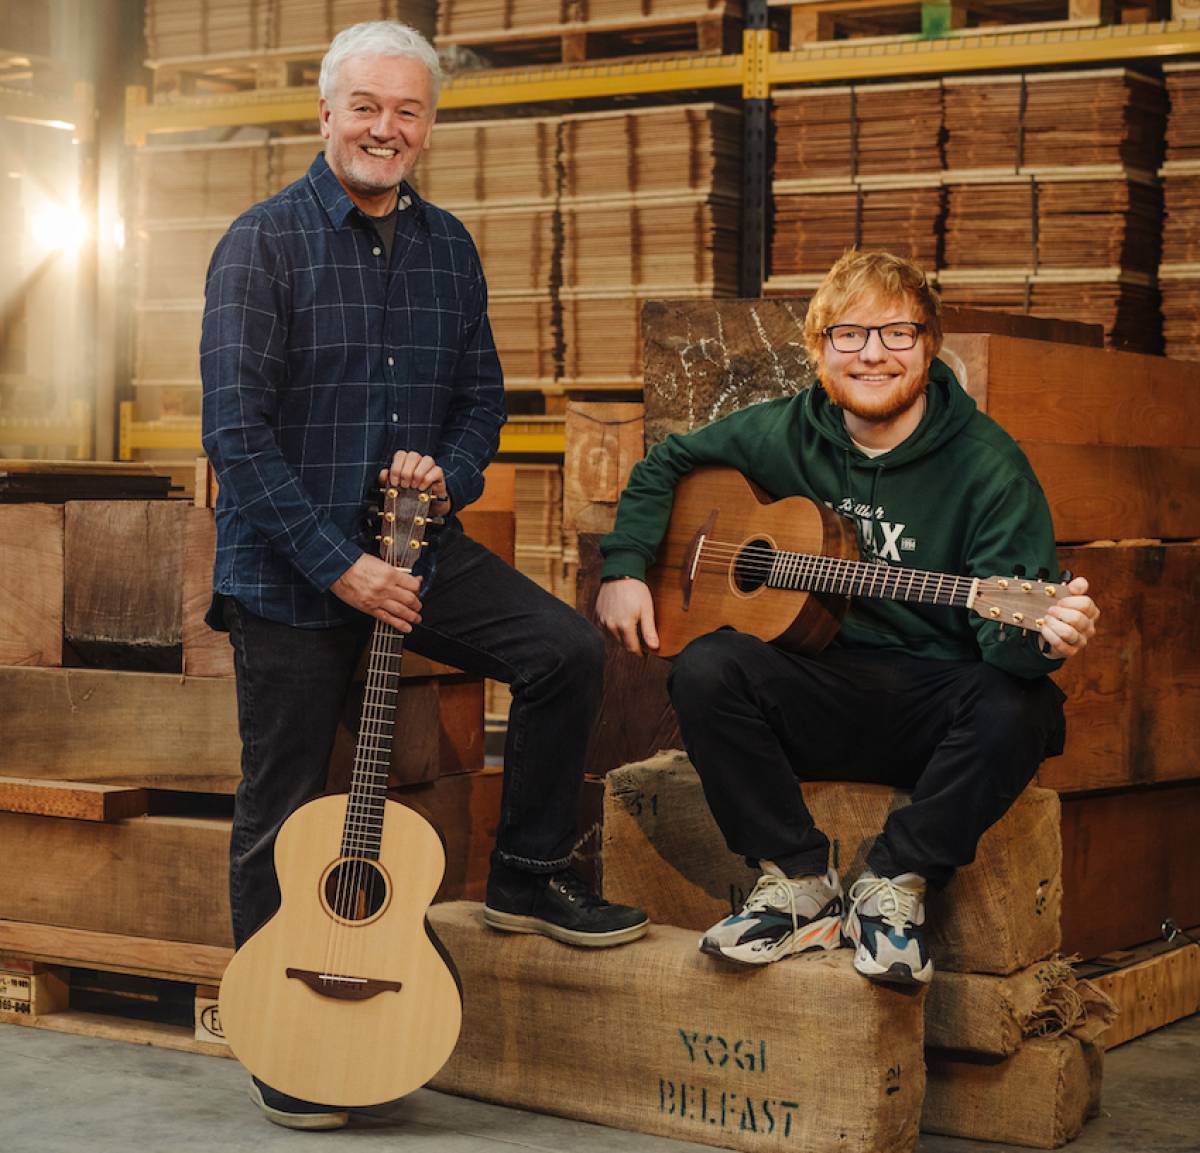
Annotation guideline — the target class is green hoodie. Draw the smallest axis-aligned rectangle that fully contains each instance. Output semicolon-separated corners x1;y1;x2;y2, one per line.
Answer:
601;359;1063;679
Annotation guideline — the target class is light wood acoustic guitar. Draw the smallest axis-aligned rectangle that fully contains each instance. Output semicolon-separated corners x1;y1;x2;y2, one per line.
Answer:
219;486;462;1107
644;467;1068;658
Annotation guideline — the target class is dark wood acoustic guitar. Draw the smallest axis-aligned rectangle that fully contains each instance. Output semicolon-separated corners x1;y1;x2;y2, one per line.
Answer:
644;467;1067;658
219;486;462;1107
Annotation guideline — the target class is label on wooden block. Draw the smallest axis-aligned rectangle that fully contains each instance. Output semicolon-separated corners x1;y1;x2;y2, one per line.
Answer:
0;965;69;1017
195;988;228;1046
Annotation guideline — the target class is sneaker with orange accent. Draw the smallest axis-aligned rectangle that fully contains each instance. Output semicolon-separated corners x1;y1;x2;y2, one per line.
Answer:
699;863;844;966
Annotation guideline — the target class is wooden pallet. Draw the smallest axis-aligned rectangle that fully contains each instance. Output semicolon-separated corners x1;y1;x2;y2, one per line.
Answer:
435;8;742;66
772;0;1160;45
145;47;327;99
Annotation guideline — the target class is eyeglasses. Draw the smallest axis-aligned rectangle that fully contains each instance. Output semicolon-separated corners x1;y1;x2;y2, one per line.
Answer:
823;323;926;353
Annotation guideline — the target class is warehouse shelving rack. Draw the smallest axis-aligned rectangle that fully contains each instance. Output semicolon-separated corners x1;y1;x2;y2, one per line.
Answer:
120;14;1200;459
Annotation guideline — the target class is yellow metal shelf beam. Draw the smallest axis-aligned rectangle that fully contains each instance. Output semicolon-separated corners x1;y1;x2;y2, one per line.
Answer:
126;22;1200;141
769;21;1200;85
118;404;565;459
0;83;79;131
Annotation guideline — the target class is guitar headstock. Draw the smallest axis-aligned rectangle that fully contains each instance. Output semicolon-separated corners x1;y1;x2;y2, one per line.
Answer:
971;574;1065;635
378;486;441;572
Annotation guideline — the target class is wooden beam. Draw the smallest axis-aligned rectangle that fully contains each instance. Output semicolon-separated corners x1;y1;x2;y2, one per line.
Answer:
0;666;243;793
0;778;149;821
1089;939;1200;1049
0;504;63;667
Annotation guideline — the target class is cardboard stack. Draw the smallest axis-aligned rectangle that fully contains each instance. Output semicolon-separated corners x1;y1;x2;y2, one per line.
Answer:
1160;63;1200;359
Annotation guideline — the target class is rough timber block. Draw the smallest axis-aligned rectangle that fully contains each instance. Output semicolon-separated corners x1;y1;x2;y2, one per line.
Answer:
923;1035;1102;1148
602;752;1061;975
0;503;63;667
0;959;69;1021
430;902;925;1153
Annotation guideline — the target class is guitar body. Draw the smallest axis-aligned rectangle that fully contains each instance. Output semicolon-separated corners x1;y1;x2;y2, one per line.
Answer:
218;793;462;1107
646;467;859;658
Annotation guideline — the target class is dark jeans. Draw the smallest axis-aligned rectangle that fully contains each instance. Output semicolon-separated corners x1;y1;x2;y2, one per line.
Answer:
224;523;604;947
668;631;1066;887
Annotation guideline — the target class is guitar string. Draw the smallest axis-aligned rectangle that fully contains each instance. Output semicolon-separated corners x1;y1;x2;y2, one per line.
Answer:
689;542;979;606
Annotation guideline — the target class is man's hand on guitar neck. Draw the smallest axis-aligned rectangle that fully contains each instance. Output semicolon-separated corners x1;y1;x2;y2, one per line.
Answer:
331;555;423;633
1039;575;1099;660
596;577;660;656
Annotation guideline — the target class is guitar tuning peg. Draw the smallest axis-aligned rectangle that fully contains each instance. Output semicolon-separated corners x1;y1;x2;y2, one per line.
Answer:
1011;564;1026;578
426;516;446;527
997;623;1007;640
1059;569;1073;583
1035;567;1050;581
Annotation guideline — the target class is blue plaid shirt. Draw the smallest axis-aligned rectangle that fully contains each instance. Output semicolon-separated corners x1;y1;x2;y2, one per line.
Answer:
200;152;505;628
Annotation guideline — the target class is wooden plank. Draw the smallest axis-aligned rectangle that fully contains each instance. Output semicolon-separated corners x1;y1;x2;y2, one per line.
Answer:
181;505;230;677
63;500;186;670
1090;939;1200;1049
563;402;646;537
1022;442;1200;542
0;920;231;983
0;778;150;822
1060;783;1200;961
941;334;1200;446
0;666;243;793
1044;542;1200;793
0;811;233;948
2;1006;233;1058
0;503;63;667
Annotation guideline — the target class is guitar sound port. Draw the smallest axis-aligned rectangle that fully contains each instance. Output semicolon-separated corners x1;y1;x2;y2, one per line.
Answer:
322;859;390;923
733;539;773;594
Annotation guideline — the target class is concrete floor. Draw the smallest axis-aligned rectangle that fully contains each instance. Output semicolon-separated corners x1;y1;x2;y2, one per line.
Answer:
0;1013;1196;1153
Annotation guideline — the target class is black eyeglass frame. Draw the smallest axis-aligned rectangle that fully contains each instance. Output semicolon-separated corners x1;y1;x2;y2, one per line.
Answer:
822;322;928;352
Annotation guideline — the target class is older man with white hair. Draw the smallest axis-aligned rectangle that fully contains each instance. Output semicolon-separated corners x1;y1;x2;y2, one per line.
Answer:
202;22;648;1129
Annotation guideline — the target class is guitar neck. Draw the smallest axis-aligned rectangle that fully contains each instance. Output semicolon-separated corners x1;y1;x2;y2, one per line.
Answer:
344;620;405;861
768;550;977;612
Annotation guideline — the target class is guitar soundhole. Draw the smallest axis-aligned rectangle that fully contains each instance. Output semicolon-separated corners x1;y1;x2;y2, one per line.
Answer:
733;538;772;594
323;859;389;923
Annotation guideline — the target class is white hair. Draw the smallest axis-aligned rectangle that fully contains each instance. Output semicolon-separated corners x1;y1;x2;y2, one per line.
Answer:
319;21;443;102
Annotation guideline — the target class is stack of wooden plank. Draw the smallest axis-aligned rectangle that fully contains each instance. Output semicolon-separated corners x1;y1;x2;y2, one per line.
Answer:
1160;64;1200;360
131;143;270;423
768;82;943;291
416;116;561;391
0;484;501;1051
938;70;1167;351
144;0;434;60
559;104;742;388
435;0;740;66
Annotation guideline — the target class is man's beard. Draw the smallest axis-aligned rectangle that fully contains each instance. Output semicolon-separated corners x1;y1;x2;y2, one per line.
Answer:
820;370;928;423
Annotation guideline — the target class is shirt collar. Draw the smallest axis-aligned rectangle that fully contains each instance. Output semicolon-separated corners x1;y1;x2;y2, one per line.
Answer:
307;150;428;232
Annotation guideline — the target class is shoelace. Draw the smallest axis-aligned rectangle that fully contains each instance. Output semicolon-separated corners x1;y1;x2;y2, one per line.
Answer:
849;875;920;934
743;874;801;936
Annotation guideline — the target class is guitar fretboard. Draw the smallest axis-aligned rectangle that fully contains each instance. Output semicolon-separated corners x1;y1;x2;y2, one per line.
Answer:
767;549;977;609
343;621;404;861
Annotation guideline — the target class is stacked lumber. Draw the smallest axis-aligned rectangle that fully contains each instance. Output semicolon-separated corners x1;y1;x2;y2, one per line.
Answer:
938;70;1166;350
600;755;1111;1148
768;82;943;291
435;0;740;66
560;105;742;388
1160;65;1200;359
0;493;498;1049
144;0;435;60
416;116;561;391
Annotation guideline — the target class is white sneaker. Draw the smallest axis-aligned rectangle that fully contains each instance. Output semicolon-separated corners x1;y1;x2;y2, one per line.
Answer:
844;871;933;987
699;862;844;965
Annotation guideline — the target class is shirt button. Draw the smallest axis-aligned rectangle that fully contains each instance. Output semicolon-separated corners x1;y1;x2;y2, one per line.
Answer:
391;413;399;423
387;356;395;366
372;246;382;256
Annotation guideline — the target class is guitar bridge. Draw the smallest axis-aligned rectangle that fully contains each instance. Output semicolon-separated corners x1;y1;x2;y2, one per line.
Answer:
682;509;719;611
285;968;403;1002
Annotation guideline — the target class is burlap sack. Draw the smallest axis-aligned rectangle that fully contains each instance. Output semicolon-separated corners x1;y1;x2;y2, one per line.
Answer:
429;902;925;1153
923;1035;1103;1148
601;751;1062;974
928;958;1119;1056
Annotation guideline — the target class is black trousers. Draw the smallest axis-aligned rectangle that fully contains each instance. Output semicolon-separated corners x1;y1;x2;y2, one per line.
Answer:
223;522;604;947
668;631;1066;887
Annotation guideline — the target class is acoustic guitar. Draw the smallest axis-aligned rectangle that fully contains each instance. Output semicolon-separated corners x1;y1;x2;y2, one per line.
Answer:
644;467;1067;658
219;486;462;1107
